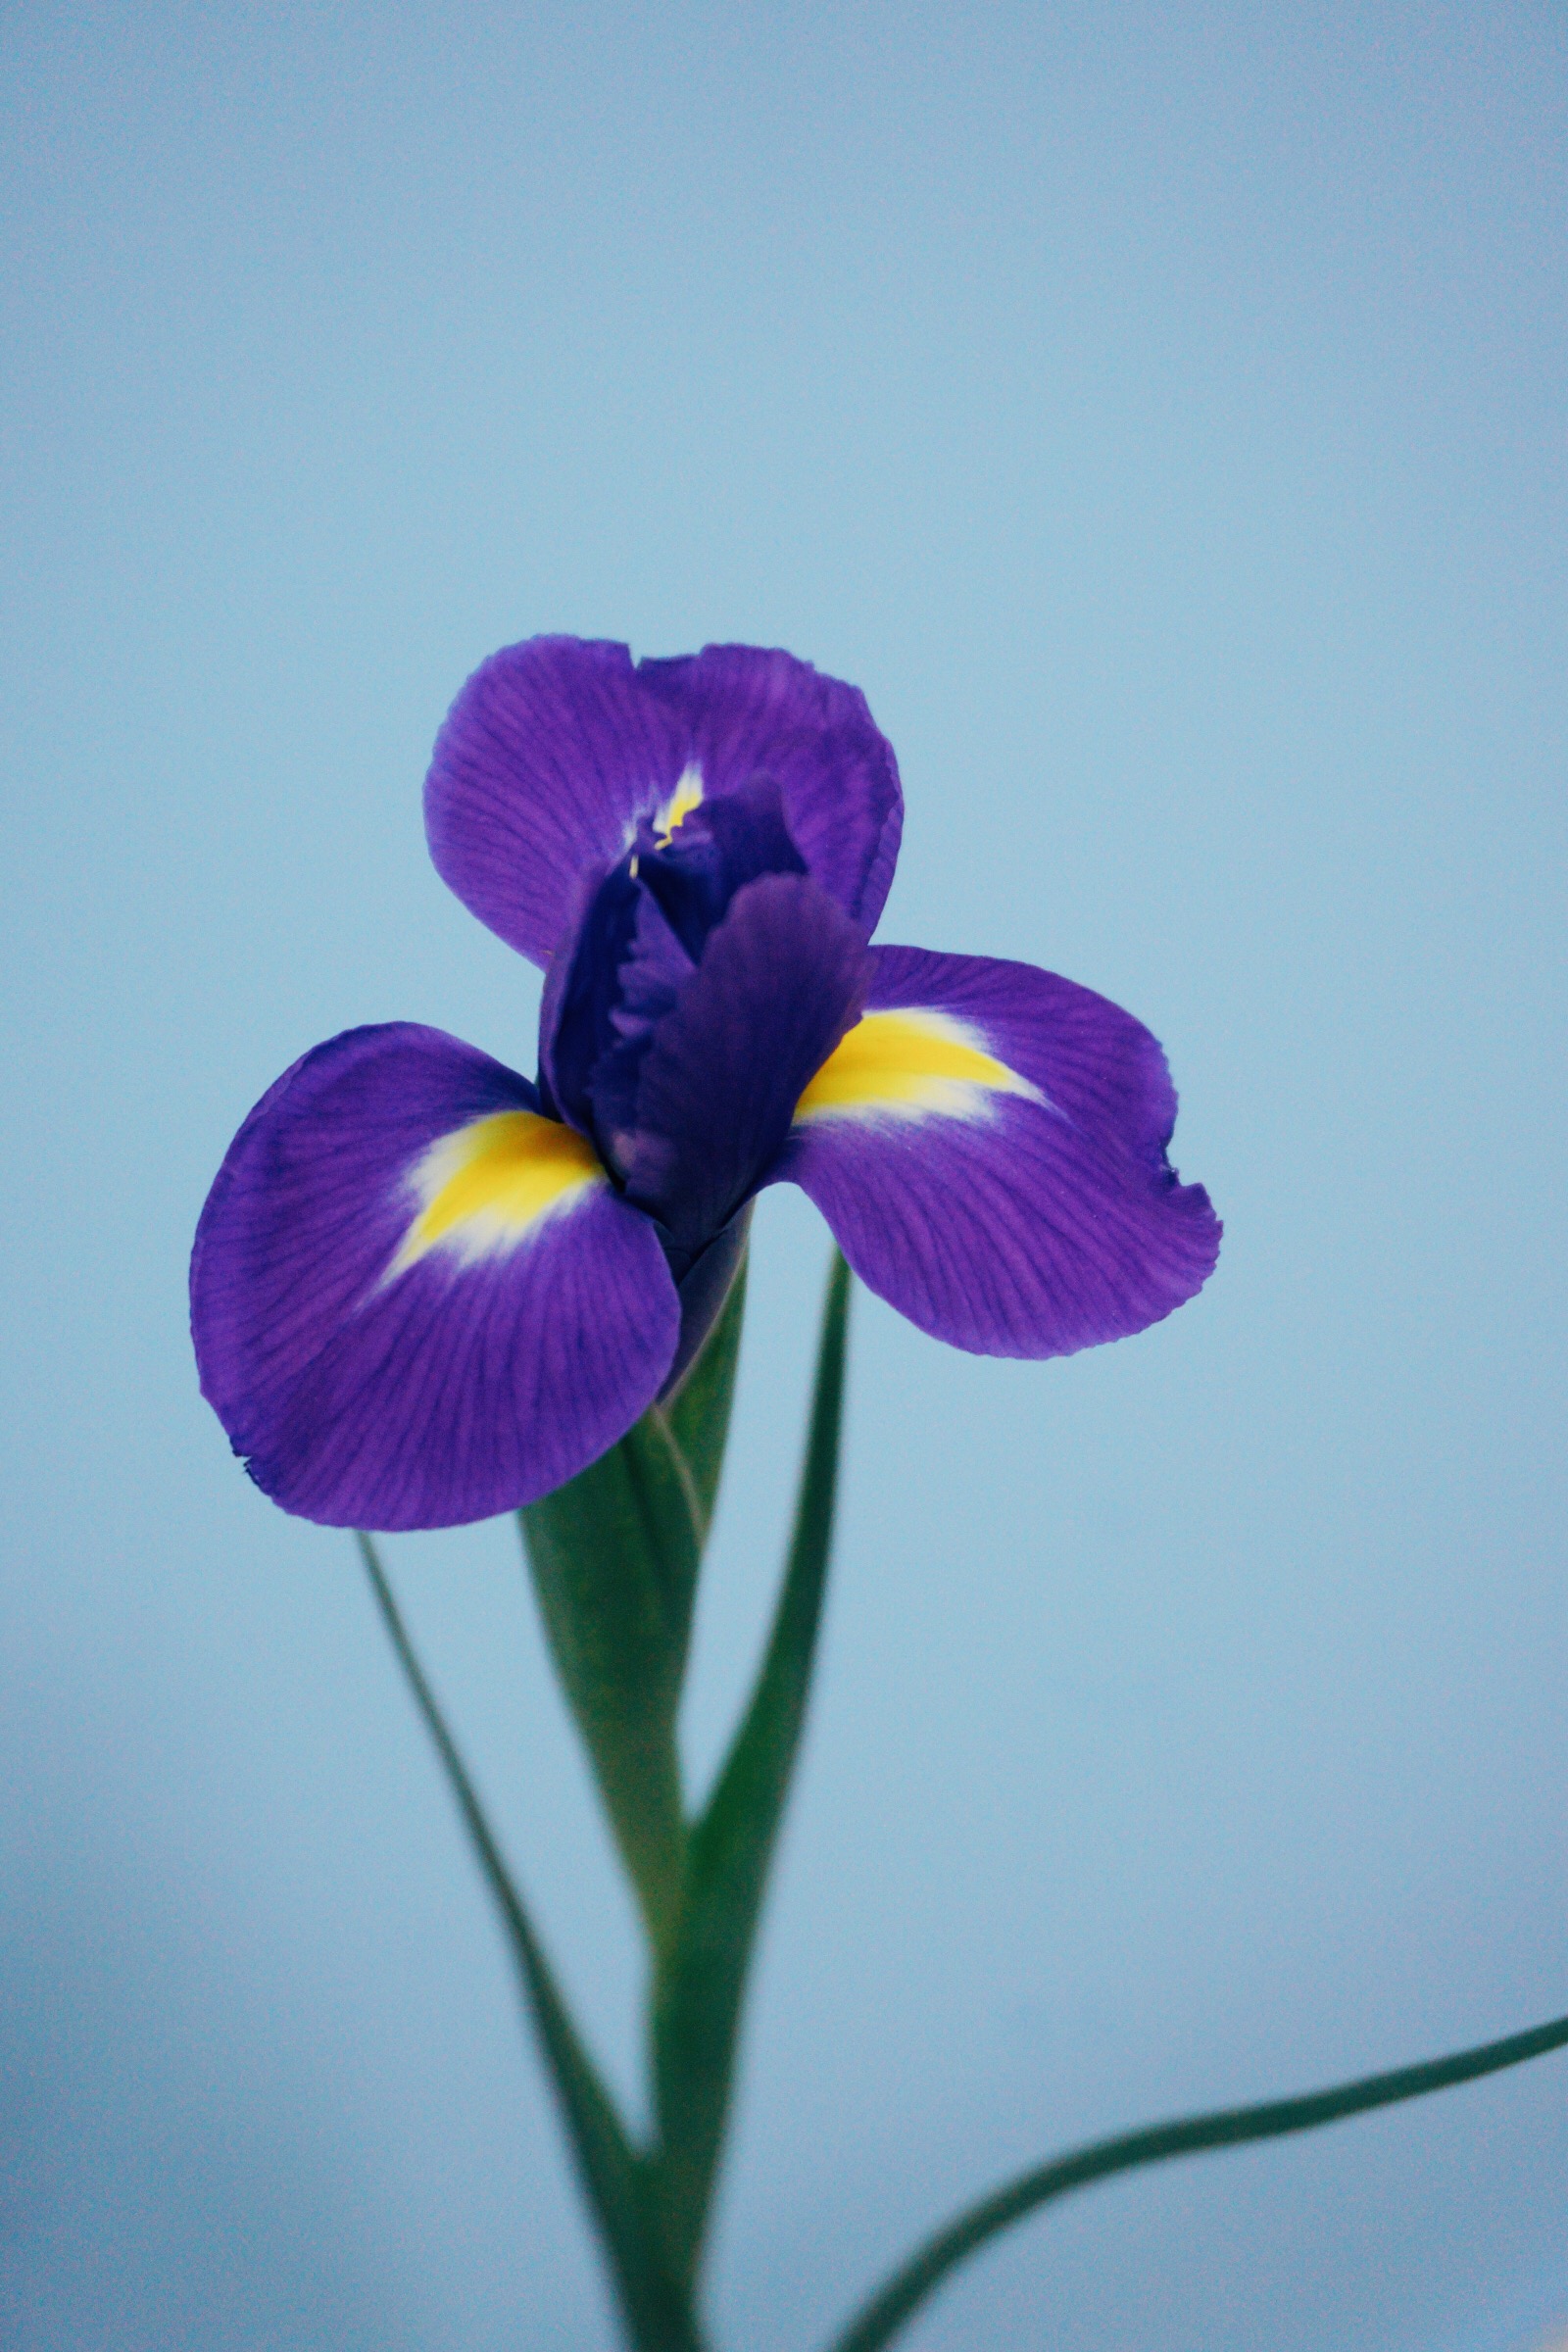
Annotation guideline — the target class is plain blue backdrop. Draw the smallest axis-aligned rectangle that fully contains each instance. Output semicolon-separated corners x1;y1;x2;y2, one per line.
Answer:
3;4;1566;2346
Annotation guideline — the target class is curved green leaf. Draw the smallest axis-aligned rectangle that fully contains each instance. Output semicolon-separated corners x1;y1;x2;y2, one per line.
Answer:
357;1536;704;2352
826;2008;1568;2352
651;1251;852;2283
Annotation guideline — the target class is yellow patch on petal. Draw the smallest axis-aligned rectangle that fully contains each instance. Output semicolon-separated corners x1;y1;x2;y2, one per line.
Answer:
654;763;705;843
793;1007;1043;1125
389;1110;604;1276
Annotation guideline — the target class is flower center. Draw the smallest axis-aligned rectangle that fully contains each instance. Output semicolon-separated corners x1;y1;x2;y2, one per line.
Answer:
653;764;705;843
543;772;808;1173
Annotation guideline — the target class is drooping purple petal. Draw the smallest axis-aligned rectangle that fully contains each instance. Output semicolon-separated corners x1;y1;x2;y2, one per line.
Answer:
191;1023;678;1529
620;873;870;1253
424;638;903;966
775;947;1220;1356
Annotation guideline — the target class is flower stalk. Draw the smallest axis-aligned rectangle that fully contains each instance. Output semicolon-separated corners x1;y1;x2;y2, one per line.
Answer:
364;1249;849;2347
364;1250;1568;2351
303;633;1563;2347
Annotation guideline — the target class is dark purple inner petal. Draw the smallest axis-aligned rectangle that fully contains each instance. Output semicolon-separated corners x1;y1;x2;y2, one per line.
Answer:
540;858;647;1132
587;892;695;1168
620;872;869;1250
538;775;824;1200
637;774;806;959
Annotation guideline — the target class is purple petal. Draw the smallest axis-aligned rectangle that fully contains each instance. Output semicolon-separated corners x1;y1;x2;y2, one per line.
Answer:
538;856;695;1143
191;1023;678;1529
425;639;683;967
635;772;808;963
620;874;869;1253
539;774;808;1150
775;947;1220;1357
424;638;903;965
636;647;903;937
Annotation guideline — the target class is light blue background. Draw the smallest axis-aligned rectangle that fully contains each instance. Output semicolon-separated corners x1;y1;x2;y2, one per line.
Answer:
3;5;1565;2346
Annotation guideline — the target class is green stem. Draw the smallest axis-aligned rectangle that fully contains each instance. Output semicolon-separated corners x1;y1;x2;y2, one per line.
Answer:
521;1410;701;1960
826;2008;1568;2352
651;1251;852;2283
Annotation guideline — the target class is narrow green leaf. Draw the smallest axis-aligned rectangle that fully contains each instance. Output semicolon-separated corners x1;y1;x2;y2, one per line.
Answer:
650;1250;852;2283
518;1250;750;1952
825;2008;1568;2352
357;1536;704;2352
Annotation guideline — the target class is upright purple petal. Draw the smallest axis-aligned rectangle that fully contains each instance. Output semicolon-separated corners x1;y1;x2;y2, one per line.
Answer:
425;639;683;966
424;638;903;966
775;947;1220;1357
191;1023;678;1529
636;646;904;937
620;874;869;1253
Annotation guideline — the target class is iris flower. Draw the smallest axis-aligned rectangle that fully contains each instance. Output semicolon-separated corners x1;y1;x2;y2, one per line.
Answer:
192;640;1219;1530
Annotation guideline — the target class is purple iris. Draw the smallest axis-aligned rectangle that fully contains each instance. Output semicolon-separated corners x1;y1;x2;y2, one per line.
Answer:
191;639;1220;1531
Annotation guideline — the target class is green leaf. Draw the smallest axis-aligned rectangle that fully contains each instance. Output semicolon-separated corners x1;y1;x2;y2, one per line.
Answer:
357;1536;705;2352
518;1250;750;1954
650;1250;852;2284
824;2007;1568;2352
